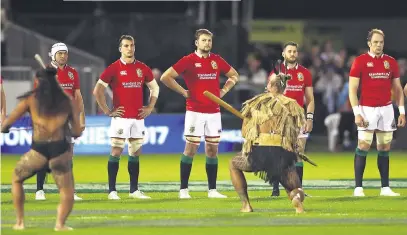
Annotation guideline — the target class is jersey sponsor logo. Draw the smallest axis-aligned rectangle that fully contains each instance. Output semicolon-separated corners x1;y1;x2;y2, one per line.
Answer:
384;60;390;70
367;62;374;67
60;83;74;89
195;63;202;67
121;81;142;88
297;72;304;81
285;84;303;92
120;70;127;76
211;60;217;69
136;68;143;77
68;71;74;80
368;72;391;79
197;73;217;80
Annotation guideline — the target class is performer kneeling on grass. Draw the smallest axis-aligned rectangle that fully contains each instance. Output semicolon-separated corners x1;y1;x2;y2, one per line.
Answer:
229;73;306;213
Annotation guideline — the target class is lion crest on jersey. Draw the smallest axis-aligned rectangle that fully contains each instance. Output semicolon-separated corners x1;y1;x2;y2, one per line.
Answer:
211;61;218;69
136;68;143;77
384;60;390;70
297;72;304;81
67;71;74;80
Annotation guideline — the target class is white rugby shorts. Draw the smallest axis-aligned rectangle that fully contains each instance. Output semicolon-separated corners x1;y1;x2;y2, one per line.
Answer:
358;104;396;132
184;111;222;137
109;117;145;139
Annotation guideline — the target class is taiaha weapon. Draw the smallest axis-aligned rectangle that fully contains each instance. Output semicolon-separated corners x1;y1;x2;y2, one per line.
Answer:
203;91;244;119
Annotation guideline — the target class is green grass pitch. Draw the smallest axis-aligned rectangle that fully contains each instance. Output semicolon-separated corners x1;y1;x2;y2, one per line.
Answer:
1;152;407;235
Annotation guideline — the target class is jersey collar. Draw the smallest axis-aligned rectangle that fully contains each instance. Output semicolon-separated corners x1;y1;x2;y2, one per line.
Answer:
368;51;384;58
194;51;211;59
120;58;136;64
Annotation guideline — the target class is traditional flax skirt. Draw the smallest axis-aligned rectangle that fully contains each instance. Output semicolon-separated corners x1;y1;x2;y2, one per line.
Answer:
234;133;297;184
249;145;297;184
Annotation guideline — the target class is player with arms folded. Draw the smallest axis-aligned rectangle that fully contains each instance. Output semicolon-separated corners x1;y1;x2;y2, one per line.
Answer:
349;29;405;197
93;35;159;200
161;29;239;199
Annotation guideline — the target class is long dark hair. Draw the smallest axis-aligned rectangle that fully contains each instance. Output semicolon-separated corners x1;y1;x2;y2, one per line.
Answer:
18;67;71;116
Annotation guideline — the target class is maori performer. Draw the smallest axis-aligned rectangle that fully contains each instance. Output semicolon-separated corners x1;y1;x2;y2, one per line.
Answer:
229;73;306;213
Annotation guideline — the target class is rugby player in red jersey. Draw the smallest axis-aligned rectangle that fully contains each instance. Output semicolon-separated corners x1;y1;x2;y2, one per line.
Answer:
349;29;405;197
268;41;314;197
161;29;239;199
93;35;159;200
35;43;85;201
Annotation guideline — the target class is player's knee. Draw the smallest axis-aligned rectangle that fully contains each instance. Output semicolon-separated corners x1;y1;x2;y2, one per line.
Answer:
358;131;373;149
128;139;143;155
376;132;393;146
184;141;199;157
205;144;218;157
206;148;218;158
60;191;74;204
205;137;220;156
377;145;391;152
376;142;391;151
184;149;197;157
